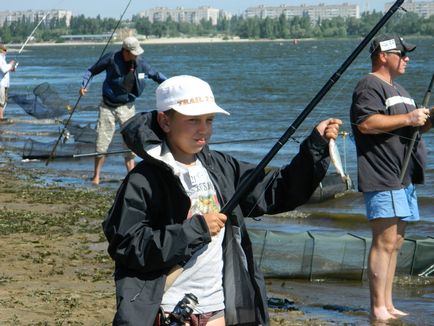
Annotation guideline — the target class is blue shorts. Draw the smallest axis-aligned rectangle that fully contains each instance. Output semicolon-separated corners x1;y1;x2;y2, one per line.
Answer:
363;184;419;222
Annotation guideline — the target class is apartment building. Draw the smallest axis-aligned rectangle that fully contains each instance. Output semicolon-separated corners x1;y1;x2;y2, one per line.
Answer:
138;6;225;26
385;0;434;17
244;3;360;22
0;9;72;27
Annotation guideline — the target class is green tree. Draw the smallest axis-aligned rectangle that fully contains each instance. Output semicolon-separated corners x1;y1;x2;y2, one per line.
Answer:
133;16;153;36
277;14;290;39
260;17;275;38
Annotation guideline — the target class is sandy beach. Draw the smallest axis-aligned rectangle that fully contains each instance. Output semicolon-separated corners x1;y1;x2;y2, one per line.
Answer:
0;161;432;325
5;36;302;51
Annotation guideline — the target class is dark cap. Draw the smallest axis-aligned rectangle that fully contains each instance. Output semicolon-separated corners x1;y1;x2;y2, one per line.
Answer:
369;33;416;54
0;44;7;52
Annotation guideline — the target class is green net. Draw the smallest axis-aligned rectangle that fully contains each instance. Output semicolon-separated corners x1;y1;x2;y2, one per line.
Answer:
248;228;434;280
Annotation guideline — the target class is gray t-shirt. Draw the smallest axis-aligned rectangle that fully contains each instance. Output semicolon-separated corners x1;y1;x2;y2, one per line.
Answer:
350;73;426;192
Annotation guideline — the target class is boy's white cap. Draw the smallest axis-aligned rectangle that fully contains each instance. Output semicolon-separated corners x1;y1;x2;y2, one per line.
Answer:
156;75;230;116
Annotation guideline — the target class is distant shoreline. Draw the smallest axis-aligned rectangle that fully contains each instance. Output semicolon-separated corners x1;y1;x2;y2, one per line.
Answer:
5;34;432;50
6;36;306;49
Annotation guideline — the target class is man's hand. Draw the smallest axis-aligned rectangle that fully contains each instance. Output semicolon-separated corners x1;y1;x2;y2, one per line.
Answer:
79;87;87;97
431;106;434;126
315;118;343;141
9;60;17;72
408;107;430;127
203;212;227;236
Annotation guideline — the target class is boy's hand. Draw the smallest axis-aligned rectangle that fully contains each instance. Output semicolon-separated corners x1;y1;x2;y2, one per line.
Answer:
316;118;343;141
203;213;227;236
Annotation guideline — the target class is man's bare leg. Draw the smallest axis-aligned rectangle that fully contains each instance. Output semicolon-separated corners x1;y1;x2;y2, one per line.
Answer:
0;105;4;119
92;156;105;185
386;221;408;317
368;218;398;321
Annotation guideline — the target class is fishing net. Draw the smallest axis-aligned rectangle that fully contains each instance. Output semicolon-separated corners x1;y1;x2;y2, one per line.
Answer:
249;229;434;280
9;82;72;119
22;139;95;159
22;129;125;159
66;123;96;144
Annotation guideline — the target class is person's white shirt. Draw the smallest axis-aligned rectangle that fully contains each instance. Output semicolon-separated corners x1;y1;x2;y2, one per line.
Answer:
0;52;13;88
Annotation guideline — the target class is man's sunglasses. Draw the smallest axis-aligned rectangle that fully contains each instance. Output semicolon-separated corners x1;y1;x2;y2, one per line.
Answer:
385;50;408;58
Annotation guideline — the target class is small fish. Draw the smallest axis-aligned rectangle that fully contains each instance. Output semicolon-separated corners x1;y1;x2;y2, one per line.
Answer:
329;138;345;179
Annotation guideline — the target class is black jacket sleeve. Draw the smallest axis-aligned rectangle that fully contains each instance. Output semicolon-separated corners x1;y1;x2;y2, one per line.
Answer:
238;128;330;216
102;168;211;274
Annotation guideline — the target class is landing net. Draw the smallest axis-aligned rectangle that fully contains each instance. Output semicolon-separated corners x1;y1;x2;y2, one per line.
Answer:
22;139;94;159
9;83;71;119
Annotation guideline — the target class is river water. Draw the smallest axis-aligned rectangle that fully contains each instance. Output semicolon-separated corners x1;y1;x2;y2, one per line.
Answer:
1;38;433;324
2;38;433;235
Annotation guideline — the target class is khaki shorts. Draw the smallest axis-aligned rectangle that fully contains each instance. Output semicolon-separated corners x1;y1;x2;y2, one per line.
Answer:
0;87;8;107
95;101;135;159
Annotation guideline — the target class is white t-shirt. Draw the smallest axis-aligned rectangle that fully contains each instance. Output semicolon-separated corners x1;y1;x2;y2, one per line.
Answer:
0;53;11;88
161;158;225;314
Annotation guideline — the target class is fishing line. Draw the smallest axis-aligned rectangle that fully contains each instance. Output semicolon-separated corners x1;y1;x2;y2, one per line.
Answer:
14;0;68;58
18;13;48;55
291;6;414;145
399;72;433;181
45;0;133;165
163;1;412;298
218;0;405;218
205;1;408;289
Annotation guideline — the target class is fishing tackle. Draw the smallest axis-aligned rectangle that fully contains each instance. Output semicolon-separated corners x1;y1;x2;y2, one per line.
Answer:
399;73;434;182
45;0;132;165
8;11;49;71
18;13;49;55
163;0;406;293
220;0;406;216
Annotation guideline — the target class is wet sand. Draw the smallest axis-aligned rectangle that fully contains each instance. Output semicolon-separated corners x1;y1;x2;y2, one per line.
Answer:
0;162;432;325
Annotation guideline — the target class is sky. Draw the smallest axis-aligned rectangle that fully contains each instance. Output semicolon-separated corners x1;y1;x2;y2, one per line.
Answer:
1;0;391;18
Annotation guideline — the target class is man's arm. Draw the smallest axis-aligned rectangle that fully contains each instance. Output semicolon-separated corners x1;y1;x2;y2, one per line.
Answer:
149;70;167;84
358;108;430;134
0;58;15;74
79;70;92;96
79;52;112;96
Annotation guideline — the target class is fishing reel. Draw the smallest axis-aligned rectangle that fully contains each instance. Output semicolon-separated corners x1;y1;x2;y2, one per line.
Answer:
159;293;198;326
62;129;71;144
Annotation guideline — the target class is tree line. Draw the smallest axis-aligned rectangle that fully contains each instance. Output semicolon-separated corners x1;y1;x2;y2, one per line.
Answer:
1;11;433;43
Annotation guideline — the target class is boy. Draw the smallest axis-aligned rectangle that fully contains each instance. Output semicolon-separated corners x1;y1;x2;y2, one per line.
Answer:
103;75;342;325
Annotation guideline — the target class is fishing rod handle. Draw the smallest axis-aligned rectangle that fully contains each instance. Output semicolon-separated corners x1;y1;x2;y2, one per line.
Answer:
421;73;434;107
399;73;434;183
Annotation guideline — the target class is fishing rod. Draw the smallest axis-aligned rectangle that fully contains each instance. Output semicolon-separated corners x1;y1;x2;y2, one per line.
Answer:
72;149;131;158
164;0;406;294
399;73;434;183
38;137;280;160
18;13;49;55
45;0;132;166
220;0;405;215
10;10;50;70
15;1;67;63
